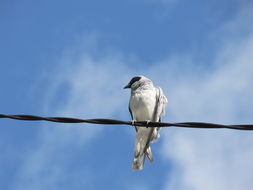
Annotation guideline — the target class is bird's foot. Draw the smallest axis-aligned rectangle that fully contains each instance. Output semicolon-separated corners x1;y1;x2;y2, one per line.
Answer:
145;120;150;128
131;120;136;126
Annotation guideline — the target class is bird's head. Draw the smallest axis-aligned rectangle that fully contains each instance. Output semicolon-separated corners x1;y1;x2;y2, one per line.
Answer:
124;76;152;90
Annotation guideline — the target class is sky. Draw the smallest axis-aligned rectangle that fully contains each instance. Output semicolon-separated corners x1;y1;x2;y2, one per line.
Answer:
1;0;253;189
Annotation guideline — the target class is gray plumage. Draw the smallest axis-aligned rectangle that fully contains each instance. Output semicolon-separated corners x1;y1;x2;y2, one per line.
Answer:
124;76;167;170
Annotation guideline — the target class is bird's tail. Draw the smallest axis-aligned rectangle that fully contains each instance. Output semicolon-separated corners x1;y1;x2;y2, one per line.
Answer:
132;145;153;170
132;153;145;170
132;129;154;170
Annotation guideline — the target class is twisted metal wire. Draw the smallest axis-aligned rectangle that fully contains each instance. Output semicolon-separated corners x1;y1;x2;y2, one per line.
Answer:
1;114;253;130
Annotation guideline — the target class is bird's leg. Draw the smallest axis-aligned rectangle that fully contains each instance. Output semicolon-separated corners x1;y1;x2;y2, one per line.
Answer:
145;120;150;128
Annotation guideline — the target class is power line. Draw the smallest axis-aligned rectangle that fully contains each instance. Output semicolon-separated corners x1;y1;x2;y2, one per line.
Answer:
1;114;253;130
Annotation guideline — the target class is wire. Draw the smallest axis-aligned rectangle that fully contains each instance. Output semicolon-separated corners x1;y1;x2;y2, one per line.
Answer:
1;114;253;130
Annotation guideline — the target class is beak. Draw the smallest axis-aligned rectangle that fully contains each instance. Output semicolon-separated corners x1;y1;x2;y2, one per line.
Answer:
123;83;131;89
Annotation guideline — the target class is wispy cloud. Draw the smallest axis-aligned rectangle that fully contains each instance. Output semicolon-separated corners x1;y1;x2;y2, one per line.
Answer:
11;2;253;190
11;34;136;190
160;2;253;190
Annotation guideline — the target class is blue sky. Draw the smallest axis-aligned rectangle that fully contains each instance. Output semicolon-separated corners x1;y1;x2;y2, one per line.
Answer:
1;0;253;189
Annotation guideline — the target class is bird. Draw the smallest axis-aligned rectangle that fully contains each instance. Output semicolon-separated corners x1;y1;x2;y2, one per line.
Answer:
124;76;167;170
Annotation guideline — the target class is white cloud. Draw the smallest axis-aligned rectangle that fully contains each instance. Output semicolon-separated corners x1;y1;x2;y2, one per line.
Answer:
160;2;253;190
11;2;253;189
11;35;136;190
13;31;253;190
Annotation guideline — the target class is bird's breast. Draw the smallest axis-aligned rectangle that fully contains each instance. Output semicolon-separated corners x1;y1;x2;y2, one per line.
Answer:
130;90;156;121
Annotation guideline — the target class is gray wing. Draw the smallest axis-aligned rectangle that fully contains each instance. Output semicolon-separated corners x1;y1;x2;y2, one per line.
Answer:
144;86;167;152
155;87;167;133
152;86;168;123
